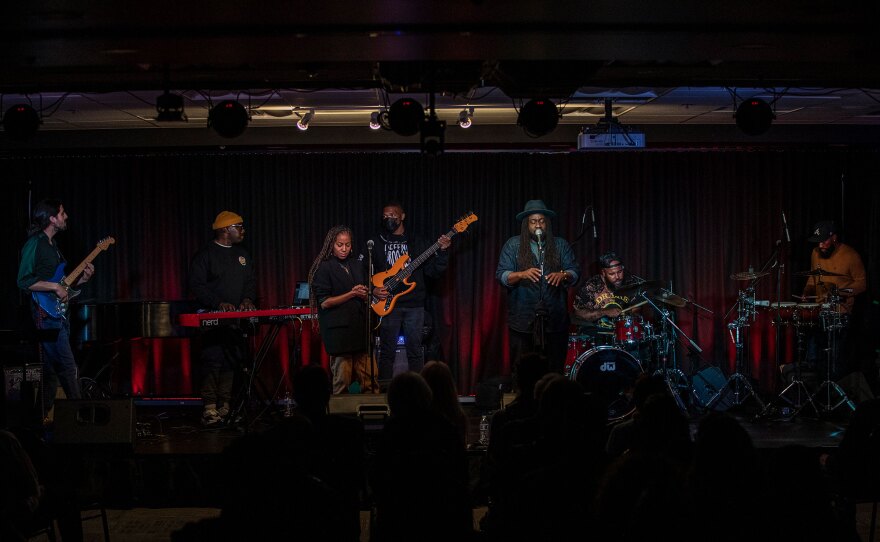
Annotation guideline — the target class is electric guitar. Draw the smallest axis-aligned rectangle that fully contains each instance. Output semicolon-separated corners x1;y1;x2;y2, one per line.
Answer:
371;213;477;317
32;236;116;319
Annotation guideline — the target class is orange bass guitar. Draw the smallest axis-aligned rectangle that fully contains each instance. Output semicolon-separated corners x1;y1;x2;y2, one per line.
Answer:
371;213;477;317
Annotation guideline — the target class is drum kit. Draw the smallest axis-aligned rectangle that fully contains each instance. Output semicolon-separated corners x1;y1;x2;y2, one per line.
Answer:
566;279;711;421
564;263;857;422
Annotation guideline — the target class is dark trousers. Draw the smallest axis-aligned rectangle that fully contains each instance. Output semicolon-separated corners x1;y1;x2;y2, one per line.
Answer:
509;328;568;374
378;307;425;381
199;327;246;408
34;308;81;418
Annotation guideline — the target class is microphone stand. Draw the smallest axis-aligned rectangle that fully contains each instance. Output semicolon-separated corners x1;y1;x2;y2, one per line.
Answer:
534;236;547;355
365;243;378;393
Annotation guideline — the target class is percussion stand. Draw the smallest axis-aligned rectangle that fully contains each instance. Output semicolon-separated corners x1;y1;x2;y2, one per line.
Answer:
638;292;699;413
707;288;766;411
810;288;856;414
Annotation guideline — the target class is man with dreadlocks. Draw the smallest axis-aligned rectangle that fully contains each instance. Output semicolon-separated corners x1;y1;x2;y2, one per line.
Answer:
309;225;377;394
496;200;579;374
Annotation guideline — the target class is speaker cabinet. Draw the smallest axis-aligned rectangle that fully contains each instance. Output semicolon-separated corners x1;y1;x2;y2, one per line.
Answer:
53;398;134;445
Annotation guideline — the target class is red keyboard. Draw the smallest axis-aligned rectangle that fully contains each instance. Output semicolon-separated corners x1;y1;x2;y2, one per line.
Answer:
179;307;314;327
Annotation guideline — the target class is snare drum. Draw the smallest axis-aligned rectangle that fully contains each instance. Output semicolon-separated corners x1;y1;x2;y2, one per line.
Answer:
794;303;821;324
769;301;797;324
614;315;645;346
564;335;593;376
569;346;643;421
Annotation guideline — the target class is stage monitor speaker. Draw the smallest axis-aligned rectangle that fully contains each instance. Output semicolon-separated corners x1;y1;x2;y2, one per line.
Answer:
53;398;134;445
692;366;733;411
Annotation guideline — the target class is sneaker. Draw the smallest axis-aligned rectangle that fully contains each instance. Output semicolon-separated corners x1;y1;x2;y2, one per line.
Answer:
202;408;221;426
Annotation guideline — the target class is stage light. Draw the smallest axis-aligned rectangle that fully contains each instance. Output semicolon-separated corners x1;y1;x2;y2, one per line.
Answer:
155;92;187;122
208;100;249;138
296;109;314;131
3;104;41;141
735;97;775;136
518;98;559;137
388;98;425;136
457;108;473;129
369;111;382;130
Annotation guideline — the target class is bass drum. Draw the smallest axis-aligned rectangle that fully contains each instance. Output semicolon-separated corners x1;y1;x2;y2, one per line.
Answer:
569;346;643;422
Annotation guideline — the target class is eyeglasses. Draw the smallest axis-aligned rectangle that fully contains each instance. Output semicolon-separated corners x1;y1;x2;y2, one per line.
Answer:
228;224;244;231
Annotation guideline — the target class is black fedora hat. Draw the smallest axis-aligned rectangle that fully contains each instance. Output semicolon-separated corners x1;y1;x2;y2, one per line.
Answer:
515;200;557;222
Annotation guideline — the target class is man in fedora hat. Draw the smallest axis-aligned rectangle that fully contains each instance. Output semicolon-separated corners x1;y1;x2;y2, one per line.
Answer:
496;200;579;373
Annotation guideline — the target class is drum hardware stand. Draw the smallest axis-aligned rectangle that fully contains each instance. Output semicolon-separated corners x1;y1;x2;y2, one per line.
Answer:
809;287;855;414
638;291;699;413
707;287;766;411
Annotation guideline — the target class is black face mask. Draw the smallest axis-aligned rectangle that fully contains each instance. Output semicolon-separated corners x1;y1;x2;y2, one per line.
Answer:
383;217;400;232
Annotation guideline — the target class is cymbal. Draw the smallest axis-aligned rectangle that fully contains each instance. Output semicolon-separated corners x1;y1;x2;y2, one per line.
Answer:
730;270;769;281
791;294;817;301
614;280;665;299
795;268;844;277
651;290;688;308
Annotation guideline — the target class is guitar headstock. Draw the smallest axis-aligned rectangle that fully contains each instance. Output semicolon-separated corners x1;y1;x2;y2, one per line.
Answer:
453;212;478;233
97;237;116;251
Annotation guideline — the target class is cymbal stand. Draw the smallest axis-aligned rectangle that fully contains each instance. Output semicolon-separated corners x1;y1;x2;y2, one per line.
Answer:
759;319;820;419
707;288;766;410
810;288;855;414
638;291;699;413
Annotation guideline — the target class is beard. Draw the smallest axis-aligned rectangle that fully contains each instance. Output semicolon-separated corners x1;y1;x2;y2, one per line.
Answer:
818;244;837;259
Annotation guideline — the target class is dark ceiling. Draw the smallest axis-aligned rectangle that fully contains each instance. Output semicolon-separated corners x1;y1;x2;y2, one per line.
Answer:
2;1;879;147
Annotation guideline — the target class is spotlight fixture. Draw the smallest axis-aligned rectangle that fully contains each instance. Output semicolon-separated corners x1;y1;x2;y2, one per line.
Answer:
518;98;559;137
457;107;473;129
369;112;382;130
3;104;41;141
296;109;314;131
735;97;775;136
155;91;187;122
388;98;425;136
208;100;249;138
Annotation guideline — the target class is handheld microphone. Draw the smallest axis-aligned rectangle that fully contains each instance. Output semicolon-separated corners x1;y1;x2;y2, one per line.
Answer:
591;208;598;240
535;227;544;243
782;212;791;243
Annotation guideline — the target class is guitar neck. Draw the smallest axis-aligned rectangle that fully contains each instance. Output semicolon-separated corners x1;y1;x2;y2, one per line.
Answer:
397;227;456;280
65;245;105;285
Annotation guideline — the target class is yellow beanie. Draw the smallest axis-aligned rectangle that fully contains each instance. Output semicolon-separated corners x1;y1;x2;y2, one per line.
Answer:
212;211;244;230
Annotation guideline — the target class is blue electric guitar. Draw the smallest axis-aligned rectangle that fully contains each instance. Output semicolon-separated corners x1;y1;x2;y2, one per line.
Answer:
32;236;115;319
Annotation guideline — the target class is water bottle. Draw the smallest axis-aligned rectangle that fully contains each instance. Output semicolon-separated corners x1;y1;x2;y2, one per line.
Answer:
478;414;491;446
283;391;293;417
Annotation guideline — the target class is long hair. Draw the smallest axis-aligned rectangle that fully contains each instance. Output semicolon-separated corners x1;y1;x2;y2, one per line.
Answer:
307;225;353;327
516;217;560;271
28;198;63;235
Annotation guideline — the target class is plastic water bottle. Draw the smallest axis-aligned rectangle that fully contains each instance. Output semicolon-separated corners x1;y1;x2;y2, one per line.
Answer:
283;391;293;417
478;414;491;446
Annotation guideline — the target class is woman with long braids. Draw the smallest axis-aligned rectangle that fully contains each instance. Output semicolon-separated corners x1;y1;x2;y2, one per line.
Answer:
308;225;377;394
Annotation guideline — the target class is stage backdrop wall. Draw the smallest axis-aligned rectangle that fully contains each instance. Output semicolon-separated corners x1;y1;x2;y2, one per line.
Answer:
2;149;878;396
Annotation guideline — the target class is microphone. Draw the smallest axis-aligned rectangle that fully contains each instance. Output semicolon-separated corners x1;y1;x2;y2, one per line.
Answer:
367;240;374;250
591;207;598;240
782;212;791;243
535;227;544;244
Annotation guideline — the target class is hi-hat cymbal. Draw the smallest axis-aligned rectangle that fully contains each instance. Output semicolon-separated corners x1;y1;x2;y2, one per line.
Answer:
730;270;769;281
795;268;845;277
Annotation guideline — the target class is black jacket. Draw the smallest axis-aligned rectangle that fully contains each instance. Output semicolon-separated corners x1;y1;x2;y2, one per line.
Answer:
312;256;368;355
